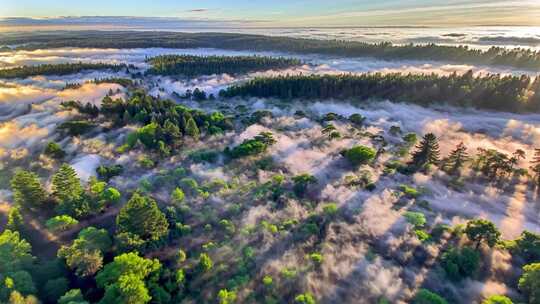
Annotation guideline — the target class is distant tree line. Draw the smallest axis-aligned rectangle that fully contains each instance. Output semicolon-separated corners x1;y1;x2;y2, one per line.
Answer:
220;72;540;113
146;55;301;77
0;62;130;79
4;31;540;70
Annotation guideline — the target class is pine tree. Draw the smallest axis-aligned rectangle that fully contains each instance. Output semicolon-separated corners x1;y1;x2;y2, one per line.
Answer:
10;170;47;209
410;133;440;171
442;142;469;175
116;193;169;242
184;116;200;140
531;148;540;186
52;164;83;204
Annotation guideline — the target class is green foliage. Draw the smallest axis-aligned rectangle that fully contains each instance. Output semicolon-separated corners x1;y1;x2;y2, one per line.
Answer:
341;145;377;166
43;277;69;303
6;207;23;232
217;288;237;304
96;252;161;304
465;219;501;249
518;263;540;304
44;142;66;159
170;188;185;205
58;289;89;304
52;163;84;208
292;174;317;198
413;289;448;304
227;132;276;158
116;193;169;242
0;62;126;79
10;170;47;210
295;293;316;304
308;253;324;265
46;215;79;232
513;230;540;263
58;120;96;136
0;230;34;273
148;54;300;77
262;275;273;286
403;212;426;228
58;227;112;277
198;253;213;272
482;295;514;304
399;184;420;198
441;246;480;281
96;165;123;182
184;116;200;139
410;133;440;171
322;203;338;217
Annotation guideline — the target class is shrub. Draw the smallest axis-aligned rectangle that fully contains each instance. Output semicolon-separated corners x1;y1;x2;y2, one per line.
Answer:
46;215;79;232
413;289;448;304
341;145;376;166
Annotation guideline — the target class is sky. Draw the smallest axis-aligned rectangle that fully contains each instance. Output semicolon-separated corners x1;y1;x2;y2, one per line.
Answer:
1;0;540;27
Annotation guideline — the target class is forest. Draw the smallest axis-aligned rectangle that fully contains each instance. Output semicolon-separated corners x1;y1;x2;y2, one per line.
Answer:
0;62;130;79
1;31;540;70
146;55;301;77
219;72;540;113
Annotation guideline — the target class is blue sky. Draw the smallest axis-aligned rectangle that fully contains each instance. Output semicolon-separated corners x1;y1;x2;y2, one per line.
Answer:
1;0;539;26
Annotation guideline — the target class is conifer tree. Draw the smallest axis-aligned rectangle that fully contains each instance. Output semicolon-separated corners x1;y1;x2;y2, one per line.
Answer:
410;133;440;171
52;164;83;204
10;170;47;210
116;193;169;242
442;142;469;175
184;116;200;140
531;148;540;186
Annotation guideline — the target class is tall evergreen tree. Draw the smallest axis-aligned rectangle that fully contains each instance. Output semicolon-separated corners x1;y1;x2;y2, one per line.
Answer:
442;142;469;175
184;116;200;140
409;133;440;171
52;164;83;204
531;148;540;187
10;170;47;210
116;193;169;242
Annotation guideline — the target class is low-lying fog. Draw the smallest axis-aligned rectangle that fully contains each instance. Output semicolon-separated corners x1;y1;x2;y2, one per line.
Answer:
0;47;539;303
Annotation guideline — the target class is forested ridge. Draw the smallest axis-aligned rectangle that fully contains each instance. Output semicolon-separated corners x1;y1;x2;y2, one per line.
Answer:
0;62;129;79
146;55;301;77
220;72;540;113
2;31;540;70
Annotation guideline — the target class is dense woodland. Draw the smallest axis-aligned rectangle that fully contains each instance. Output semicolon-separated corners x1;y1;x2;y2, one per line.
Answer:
146;55;301;77
220;72;540;113
0;62;130;79
2;31;540;70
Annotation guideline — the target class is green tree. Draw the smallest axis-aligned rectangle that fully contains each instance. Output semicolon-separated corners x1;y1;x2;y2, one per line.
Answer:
58;227;111;277
413;289;448;304
184;115;200;140
513;230;540;263
341;146;376;166
116;193;169;242
10;170;47;210
46;215;79;232
531;148;540;187
198;253;213;272
44;142;66;159
442;142;469;175
58;289;89;304
52;164;83;203
518;263;540;304
410;133;440;171
6;207;23;232
441;246;480;281
43;277;69;303
292;174;317;198
218;289;236;304
0;230;34;273
295;293;316;304
7;291;39;304
465;219;501;249
171;188;185;205
96;252;161;304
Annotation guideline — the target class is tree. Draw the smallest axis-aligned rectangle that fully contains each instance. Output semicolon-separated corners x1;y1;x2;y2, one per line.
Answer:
171;188;185;205
116;193;169;242
413;289;448;304
441;246;480;281
58;289;89;304
46;215;79;232
295;293;316;304
96;252;161;304
43;277;69;303
465;219;501;249
409;133;440;170
482;295;513;304
217;289;236;304
513;230;540;263
10;170;47;210
6;207;23;232
518;263;540;304
198;253;213;272
52;164;83;205
292;174;317;198
58;227;112;277
341;146;376;166
531;148;540;187
44;141;66;159
7;291;39;304
0;230;34;273
442;142;469;175
184;115;200;140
